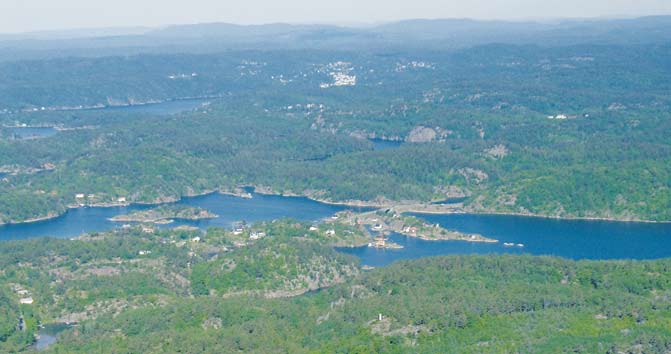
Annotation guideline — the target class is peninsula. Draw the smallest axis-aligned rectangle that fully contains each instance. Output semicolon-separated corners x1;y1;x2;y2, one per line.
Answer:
329;209;498;243
110;206;218;223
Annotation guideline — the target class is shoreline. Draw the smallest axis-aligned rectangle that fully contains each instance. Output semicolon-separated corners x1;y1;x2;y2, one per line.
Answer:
306;196;670;224
405;209;671;225
4;95;219;115
6;213;62;225
2;187;669;227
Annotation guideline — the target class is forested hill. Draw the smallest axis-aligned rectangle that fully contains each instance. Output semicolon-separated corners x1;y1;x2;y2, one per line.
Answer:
0;39;670;222
1;224;670;352
1;16;671;61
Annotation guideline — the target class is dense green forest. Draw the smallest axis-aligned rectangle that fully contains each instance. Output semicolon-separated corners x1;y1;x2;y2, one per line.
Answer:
0;19;670;225
0;223;670;353
0;39;670;223
1;16;670;354
1;85;670;222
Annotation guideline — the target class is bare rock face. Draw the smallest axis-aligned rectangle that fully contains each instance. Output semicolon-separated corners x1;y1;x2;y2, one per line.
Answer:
484;144;509;159
458;168;489;184
406;126;437;143
434;185;471;198
405;125;451;143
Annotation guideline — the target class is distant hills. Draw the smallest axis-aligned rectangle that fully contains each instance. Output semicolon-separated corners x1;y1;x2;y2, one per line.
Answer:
0;16;670;61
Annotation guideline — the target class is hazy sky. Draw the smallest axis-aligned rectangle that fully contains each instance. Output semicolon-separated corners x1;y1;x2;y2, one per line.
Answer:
1;0;670;33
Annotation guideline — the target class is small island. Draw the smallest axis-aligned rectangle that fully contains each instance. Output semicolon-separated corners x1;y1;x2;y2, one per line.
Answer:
110;205;218;223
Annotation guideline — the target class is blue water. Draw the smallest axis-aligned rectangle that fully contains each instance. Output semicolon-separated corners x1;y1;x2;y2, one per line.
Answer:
2;193;671;265
8;127;58;139
0;192;356;241
370;138;403;151
33;324;71;351
339;213;671;266
86;98;210;115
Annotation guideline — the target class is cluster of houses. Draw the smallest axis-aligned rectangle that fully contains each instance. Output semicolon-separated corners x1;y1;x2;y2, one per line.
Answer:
231;226;268;240
318;61;357;89
369;235;387;248
74;193;127;206
11;284;33;305
395;60;435;72
320;72;357;88
168;73;198;80
249;231;266;240
402;226;419;235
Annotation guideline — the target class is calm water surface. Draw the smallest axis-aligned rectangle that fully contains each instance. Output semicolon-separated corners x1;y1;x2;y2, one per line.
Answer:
85;98;210;115
4;99;210;141
370;138;403;151
33;324;71;351
2;193;670;265
339;213;671;266
8;127;58;139
0;192;356;240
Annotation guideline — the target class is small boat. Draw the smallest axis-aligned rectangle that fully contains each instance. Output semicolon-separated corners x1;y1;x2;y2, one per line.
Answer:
516;243;524;248
503;242;515;247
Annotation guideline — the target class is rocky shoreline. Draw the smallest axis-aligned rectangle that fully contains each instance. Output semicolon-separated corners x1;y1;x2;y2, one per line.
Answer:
110;206;218;223
330;210;499;244
3;186;669;227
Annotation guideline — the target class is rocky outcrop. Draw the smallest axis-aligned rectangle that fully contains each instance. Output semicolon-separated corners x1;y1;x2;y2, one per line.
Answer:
405;125;451;143
484;144;509;159
434;185;471;199
458;168;489;184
